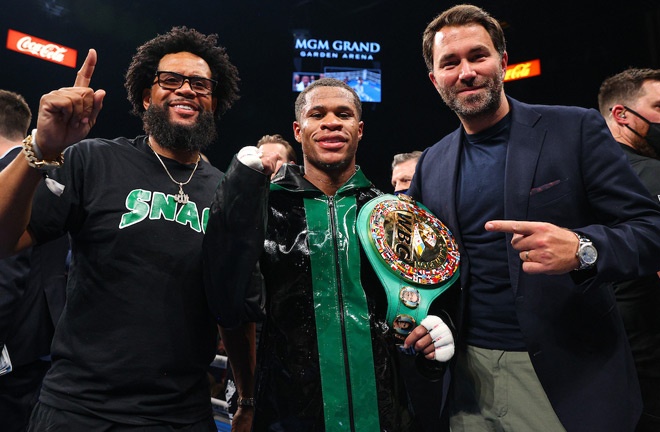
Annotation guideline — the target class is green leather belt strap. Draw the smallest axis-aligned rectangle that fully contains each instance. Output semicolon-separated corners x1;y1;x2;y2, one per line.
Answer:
357;194;460;341
304;194;380;432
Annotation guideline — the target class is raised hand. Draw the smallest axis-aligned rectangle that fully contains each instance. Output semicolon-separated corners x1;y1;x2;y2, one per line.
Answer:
36;49;105;159
236;146;282;177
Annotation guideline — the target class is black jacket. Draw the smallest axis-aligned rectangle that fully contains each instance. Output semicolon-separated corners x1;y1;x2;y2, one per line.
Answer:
204;160;454;431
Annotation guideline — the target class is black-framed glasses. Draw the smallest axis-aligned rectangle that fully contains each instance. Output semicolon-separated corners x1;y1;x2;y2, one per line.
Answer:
153;71;217;95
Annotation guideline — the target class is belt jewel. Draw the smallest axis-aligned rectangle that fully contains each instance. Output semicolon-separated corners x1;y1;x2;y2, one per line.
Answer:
357;194;460;341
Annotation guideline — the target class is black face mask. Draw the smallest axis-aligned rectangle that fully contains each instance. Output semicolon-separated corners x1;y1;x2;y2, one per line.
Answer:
623;106;660;156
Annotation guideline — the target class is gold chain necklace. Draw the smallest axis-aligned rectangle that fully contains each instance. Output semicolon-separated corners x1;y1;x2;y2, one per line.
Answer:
148;142;200;204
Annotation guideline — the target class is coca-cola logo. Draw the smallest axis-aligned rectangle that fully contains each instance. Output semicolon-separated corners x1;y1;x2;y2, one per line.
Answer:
506;63;532;80
16;36;67;63
6;29;77;68
504;59;541;82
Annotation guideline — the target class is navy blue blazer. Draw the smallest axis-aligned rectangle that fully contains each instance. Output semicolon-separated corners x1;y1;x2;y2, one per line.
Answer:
409;97;660;432
0;148;68;368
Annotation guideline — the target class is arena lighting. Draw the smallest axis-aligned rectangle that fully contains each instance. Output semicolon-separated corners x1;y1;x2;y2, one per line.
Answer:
504;59;541;82
6;29;77;68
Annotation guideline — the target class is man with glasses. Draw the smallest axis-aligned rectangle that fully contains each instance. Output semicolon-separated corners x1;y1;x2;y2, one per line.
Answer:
0;27;239;431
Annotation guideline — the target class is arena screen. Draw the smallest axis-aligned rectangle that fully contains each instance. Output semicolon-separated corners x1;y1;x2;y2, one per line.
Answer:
292;35;382;103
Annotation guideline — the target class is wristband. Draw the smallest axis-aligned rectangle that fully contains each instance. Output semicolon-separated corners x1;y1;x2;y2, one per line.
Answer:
420;315;455;362
237;146;264;172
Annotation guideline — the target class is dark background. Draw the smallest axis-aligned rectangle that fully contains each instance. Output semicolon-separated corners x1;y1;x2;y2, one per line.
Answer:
2;0;659;191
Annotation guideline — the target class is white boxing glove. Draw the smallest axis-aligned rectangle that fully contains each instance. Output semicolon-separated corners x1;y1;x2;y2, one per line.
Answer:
420;315;455;362
237;146;264;172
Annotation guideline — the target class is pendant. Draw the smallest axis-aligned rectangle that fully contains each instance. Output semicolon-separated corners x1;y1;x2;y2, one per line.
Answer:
175;184;189;204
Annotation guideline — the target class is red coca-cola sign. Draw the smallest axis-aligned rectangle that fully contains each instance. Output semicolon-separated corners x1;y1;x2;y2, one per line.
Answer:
6;29;77;68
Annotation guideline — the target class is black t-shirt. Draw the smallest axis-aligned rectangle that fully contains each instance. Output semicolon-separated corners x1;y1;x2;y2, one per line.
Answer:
613;144;660;378
29;136;222;424
456;115;526;350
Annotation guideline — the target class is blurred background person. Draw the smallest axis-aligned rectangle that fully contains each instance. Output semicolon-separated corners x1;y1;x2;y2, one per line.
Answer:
0;89;69;432
256;133;297;179
391;150;421;194
598;67;660;432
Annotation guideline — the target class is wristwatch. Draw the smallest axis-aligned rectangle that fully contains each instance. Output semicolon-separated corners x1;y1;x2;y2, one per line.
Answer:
574;232;598;270
237;396;256;408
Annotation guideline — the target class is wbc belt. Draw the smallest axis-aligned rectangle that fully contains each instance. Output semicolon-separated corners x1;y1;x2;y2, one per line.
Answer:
357;194;460;342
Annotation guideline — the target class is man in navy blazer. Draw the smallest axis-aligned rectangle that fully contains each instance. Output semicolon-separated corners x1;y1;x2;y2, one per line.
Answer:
407;5;660;432
0;89;69;432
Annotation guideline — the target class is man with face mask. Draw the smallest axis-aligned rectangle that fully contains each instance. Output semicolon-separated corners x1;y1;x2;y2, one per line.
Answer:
0;27;240;430
598;68;660;432
599;68;660;202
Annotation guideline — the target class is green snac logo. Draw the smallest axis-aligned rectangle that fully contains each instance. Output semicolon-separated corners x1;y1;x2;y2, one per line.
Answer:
119;189;210;232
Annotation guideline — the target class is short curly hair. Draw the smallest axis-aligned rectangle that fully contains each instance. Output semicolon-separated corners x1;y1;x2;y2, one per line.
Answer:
124;26;239;120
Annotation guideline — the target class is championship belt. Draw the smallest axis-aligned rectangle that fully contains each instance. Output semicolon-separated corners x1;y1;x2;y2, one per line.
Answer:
357;194;460;342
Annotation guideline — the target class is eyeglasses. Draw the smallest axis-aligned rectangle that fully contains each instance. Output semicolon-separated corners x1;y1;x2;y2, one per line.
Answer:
153;71;217;95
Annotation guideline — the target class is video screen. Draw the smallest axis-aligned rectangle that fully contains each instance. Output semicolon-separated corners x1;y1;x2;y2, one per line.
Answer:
292;35;382;103
292;68;381;103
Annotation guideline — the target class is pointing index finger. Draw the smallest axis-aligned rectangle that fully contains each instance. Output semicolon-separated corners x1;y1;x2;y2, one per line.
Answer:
74;49;97;88
485;220;536;235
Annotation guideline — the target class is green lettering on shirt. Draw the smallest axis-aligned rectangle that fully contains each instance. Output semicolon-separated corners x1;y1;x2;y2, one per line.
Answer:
119;189;152;228
176;202;202;232
119;189;209;232
150;192;177;221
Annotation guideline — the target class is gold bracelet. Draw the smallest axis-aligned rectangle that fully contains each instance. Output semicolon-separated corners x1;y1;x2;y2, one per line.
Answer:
21;130;64;170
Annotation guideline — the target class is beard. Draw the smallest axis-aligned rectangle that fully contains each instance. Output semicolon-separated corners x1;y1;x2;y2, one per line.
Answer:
633;135;659;159
438;71;504;119
143;103;217;153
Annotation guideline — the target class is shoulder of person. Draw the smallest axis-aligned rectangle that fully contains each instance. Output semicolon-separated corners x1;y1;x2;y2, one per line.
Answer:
65;136;135;154
201;160;223;179
510;97;591;117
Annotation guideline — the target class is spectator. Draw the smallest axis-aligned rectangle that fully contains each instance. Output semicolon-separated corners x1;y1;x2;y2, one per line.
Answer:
256;134;297;179
598;67;660;432
0;89;69;432
391;150;422;194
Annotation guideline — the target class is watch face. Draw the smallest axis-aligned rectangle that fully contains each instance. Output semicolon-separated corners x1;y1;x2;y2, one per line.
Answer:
579;244;598;265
